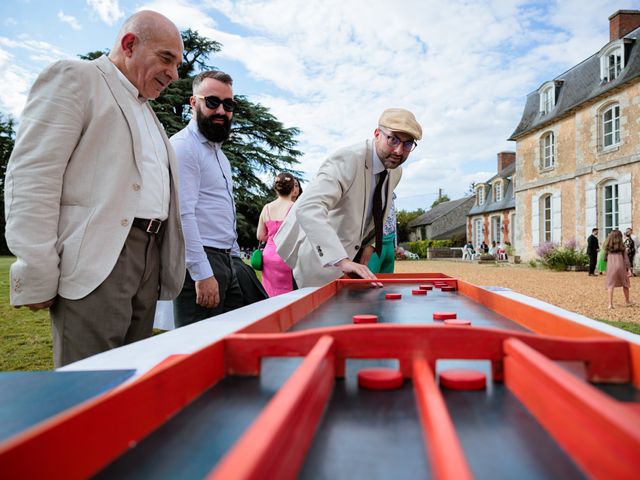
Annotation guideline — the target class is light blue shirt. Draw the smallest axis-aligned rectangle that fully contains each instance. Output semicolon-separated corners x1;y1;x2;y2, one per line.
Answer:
171;120;237;280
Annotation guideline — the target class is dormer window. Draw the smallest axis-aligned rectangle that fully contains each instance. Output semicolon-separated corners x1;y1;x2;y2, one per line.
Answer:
539;81;556;115
493;180;502;202
599;40;625;82
476;185;485;206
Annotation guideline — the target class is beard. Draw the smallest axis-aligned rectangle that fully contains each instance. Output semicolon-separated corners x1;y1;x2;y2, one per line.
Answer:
196;105;232;143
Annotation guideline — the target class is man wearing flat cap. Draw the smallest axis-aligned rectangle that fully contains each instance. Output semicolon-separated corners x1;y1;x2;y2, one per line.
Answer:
275;108;422;287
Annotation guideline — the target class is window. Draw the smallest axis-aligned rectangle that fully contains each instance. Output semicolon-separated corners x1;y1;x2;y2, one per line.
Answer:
477;186;485;206
420;226;427;240
474;218;482;245
541;132;555;169
494;181;502;202
539;83;555;114
600;42;624;82
491;216;502;244
603;182;619;236
602;104;620;149
542;195;552;242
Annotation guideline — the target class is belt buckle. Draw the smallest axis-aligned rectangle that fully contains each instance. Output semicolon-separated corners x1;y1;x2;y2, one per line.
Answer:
146;219;162;234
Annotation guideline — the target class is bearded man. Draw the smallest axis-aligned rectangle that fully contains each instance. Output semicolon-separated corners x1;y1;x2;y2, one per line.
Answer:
171;71;245;326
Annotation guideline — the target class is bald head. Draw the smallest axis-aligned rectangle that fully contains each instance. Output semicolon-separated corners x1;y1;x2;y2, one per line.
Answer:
108;10;183;99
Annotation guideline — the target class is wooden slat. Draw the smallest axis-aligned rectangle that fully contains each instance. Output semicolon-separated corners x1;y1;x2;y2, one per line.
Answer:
209;335;336;480
413;356;473;480
504;338;640;479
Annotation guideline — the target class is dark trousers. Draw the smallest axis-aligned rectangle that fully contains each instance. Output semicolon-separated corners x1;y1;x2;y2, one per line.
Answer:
173;248;244;327
588;253;598;275
50;226;161;368
232;256;268;305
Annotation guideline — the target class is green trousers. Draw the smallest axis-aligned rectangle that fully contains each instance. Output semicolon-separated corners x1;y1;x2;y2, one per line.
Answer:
368;233;396;274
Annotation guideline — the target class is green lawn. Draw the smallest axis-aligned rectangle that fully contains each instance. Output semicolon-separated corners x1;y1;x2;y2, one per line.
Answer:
0;257;53;370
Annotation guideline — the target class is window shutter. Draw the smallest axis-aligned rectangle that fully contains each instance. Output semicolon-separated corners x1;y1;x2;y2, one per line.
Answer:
619;177;632;230
552;193;562;243
585;184;597;240
531;196;540;247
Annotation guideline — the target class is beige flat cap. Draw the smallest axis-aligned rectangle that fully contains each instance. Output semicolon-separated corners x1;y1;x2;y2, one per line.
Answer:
378;108;422;140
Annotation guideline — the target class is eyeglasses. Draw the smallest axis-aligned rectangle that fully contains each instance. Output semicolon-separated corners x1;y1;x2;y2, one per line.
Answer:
378;128;417;152
195;95;237;112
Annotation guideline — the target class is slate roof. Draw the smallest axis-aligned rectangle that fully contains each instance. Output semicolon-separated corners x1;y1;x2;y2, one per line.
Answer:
468;162;516;215
509;26;640;140
408;196;475;228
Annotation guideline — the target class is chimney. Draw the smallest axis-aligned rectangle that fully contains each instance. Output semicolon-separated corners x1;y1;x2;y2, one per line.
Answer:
610;10;640;41
497;151;515;174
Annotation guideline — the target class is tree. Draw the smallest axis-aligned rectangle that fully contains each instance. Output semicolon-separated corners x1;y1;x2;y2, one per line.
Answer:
431;193;450;208
466;181;477;195
149;29;302;246
396;208;425;243
0;113;16;254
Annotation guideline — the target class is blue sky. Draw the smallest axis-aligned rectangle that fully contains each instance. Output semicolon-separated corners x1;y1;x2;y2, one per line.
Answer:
2;0;639;211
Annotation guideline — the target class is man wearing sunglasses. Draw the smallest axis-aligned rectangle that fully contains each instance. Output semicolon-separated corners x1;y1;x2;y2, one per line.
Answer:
275;108;422;287
171;70;246;327
4;11;185;367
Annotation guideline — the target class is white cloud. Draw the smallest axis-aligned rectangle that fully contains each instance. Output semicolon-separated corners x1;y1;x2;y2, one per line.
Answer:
86;0;124;26
57;10;82;30
0;48;34;117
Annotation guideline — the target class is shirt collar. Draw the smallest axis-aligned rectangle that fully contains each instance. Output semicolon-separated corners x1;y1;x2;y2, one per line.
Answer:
110;60;146;103
188;118;223;149
372;147;386;175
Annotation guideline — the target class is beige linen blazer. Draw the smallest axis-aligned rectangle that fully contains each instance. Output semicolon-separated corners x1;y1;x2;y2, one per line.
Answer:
4;56;185;304
274;139;401;287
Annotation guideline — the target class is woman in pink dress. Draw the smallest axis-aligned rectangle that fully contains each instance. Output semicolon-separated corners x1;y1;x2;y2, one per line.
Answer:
256;173;300;297
604;229;633;309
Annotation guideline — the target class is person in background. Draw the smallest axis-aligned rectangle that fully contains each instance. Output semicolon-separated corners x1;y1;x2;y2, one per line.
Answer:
257;173;298;296
480;241;489;254
172;70;244;326
292;177;303;202
604;229;633;309
368;192;398;273
489;241;498;256
275;108;422;287
624;228;636;277
4;11;185;367
586;228;600;276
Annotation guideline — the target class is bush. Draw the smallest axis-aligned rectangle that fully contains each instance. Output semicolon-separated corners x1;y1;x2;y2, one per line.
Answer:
406;239;453;258
536;239;589;271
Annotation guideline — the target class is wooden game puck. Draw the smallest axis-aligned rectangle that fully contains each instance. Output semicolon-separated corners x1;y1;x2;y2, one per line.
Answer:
385;293;402;300
441;286;456;292
412;289;427;295
358;368;404;390
433;312;457;320
353;314;378;324
439;369;486;390
444;319;471;326
419;285;433;290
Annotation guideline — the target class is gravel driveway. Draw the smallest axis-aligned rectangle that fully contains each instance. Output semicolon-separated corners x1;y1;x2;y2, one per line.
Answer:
396;260;639;326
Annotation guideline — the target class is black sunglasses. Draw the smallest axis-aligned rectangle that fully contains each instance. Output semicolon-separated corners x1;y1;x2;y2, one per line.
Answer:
195;95;237;112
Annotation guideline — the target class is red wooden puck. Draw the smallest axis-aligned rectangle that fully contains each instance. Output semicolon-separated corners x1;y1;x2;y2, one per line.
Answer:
353;314;378;324
433;312;457;320
441;286;456;292
385;293;402;300
444;319;471;326
419;285;433;290
358;368;404;390
412;289;427;295
439;369;486;390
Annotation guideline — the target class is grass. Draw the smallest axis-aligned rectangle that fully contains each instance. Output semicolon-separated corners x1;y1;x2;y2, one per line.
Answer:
598;320;640;335
0;257;53;371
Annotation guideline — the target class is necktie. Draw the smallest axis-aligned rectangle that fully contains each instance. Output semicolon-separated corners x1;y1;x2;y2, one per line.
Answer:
373;170;388;257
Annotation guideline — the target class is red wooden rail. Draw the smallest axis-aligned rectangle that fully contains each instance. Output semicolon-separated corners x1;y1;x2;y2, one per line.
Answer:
413;356;473;480
209;336;336;480
226;325;631;383
504;338;640;479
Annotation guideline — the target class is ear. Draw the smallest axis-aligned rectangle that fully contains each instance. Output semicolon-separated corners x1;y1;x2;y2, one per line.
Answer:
121;32;137;57
374;128;381;138
189;95;197;110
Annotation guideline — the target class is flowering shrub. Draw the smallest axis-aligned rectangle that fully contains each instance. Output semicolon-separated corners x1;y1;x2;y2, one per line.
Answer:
406;239;452;258
536;239;588;271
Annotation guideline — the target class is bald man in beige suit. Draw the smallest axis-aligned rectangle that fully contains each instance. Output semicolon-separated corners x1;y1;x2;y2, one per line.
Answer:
275;109;422;288
4;11;185;366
